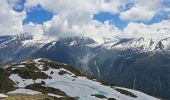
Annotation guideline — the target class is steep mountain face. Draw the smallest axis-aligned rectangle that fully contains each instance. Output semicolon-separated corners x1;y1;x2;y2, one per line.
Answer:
0;34;48;64
88;37;170;99
0;58;159;100
106;37;170;53
88;51;170;99
33;37;102;70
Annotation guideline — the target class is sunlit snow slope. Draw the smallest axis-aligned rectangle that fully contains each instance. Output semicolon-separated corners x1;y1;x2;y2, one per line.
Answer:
0;58;159;100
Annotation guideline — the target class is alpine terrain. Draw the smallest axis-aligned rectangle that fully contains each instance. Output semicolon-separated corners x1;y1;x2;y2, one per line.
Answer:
0;34;169;99
0;58;159;100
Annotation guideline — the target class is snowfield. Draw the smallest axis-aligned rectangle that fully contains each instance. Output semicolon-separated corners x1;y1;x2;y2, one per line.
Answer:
8;89;41;95
7;59;160;100
0;94;8;98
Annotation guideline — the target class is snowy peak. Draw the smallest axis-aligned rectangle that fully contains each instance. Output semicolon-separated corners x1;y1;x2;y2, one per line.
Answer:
0;58;159;100
0;33;53;49
58;37;98;47
19;33;53;47
0;33;52;64
44;37;101;50
0;33;35;49
16;33;33;41
0;33;39;48
108;37;170;53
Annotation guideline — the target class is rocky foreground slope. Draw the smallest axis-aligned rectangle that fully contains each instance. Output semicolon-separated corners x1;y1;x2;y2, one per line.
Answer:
0;58;159;100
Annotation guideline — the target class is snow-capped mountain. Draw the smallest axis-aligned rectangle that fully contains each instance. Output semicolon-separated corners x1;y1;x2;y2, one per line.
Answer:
1;33;169;64
45;37;101;50
0;34;170;99
104;37;170;53
33;37;102;69
0;58;159;100
0;33;51;64
0;33;33;49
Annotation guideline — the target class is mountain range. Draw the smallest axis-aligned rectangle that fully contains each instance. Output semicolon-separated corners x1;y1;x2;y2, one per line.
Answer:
0;33;169;99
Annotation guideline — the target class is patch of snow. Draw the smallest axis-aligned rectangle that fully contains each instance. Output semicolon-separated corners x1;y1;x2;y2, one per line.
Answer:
42;67;159;100
46;41;56;50
3;65;11;69
86;43;101;48
8;61;159;100
47;93;63;98
104;37;170;52
9;74;42;88
0;36;16;48
69;40;77;46
0;94;8;98
21;35;53;48
34;58;43;62
115;87;159;100
13;65;25;68
8;89;41;95
59;68;74;75
12;68;16;70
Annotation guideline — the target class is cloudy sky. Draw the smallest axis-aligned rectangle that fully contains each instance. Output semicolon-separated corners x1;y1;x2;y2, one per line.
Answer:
1;0;170;42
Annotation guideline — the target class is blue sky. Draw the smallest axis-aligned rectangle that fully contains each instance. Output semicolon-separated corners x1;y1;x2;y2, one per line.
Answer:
23;5;53;24
93;12;128;29
20;1;169;31
0;0;170;39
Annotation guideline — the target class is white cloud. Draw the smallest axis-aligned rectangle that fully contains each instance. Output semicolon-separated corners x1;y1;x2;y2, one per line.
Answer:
23;0;170;43
120;7;155;21
41;15;122;43
0;0;26;35
25;0;126;14
123;20;170;39
42;15;73;38
23;22;43;36
120;0;163;21
1;0;169;44
24;0;128;27
7;0;23;10
24;0;127;42
70;20;122;43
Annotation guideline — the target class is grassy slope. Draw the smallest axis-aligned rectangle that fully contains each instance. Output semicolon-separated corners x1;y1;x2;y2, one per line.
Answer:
1;94;75;100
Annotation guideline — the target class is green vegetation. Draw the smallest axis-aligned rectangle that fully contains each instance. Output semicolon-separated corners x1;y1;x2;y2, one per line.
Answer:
58;70;71;75
2;94;76;100
114;88;137;98
39;59;83;76
0;67;16;93
0;59;83;100
91;94;107;98
91;94;116;100
11;68;50;80
25;83;66;96
108;98;116;100
89;51;170;99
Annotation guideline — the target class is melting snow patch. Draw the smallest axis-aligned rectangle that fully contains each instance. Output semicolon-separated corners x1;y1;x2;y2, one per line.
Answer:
34;58;43;62
7;61;160;100
46;41;56;50
69;40;77;46
8;89;41;95
0;94;8;98
47;93;63;98
13;65;25;68
9;74;42;88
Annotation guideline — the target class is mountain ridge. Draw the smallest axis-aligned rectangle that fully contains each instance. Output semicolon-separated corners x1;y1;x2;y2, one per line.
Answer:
0;58;159;100
0;33;169;99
